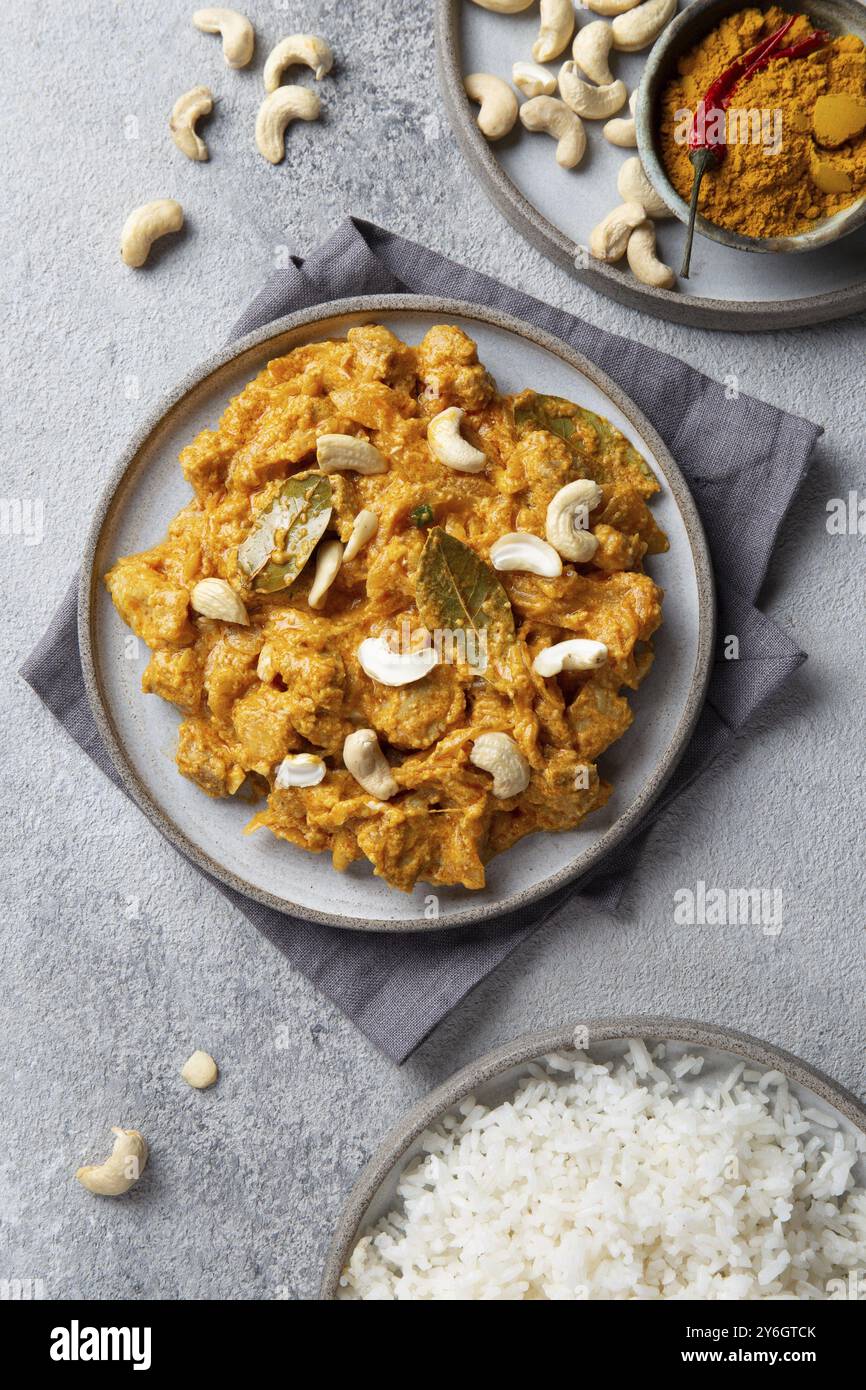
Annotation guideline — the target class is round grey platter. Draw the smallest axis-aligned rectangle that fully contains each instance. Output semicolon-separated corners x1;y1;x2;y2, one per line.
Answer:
435;0;866;331
79;295;714;933
321;1015;866;1298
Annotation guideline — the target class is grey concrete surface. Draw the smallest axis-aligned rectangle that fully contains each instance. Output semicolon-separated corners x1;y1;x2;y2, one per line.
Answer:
0;0;863;1302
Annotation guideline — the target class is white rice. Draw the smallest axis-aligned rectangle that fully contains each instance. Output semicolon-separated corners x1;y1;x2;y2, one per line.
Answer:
338;1045;866;1300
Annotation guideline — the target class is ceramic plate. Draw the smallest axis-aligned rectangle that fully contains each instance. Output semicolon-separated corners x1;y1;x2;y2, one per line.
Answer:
80;296;713;931
436;0;866;330
321;1017;866;1296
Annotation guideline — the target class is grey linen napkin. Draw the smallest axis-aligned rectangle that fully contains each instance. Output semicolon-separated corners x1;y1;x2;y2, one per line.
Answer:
21;218;819;1064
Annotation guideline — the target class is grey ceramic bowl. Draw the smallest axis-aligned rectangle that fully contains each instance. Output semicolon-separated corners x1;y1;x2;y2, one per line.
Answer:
637;0;866;255
321;1016;866;1298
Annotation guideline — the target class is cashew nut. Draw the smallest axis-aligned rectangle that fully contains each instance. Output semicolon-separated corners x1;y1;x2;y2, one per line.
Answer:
464;73;519;141
603;89;638;146
343;509;378;562
357;637;439;687
627;220;676;289
255;86;321;164
343;729;398;800
75;1128;148;1197
316;434;387;475
585;0;640;13
533;638;609;676
611;0;677;52
469;732;531;799
190;577;249;624
428;407;486;473
545;479;603;561
533;0;575;63
512;61;557;98
120;199;184;268
264;34;334;91
468;0;535;10
275;754;326;788
169;86;214;161
572;20;615;85
181;1050;219;1089
617;155;673;217
589;201;646;261
308;539;343;609
192;8;254;68
558;63;627;120
520;96;587;168
490;532;563;577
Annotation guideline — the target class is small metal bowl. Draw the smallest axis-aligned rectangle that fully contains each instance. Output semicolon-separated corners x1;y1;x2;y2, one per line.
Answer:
636;0;866;255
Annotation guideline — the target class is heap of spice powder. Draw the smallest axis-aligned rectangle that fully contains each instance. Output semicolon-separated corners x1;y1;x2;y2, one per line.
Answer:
660;7;866;241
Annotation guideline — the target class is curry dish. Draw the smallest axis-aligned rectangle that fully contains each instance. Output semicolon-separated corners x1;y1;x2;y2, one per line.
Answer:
105;325;667;894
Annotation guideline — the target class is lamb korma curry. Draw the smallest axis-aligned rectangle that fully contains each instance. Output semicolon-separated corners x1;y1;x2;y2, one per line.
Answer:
105;325;667;893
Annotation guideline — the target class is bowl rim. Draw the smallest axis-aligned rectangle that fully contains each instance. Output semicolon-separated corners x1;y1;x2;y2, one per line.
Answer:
636;0;866;256
320;1015;866;1298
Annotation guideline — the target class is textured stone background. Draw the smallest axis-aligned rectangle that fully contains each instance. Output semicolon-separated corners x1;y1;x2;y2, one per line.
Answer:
1;0;863;1301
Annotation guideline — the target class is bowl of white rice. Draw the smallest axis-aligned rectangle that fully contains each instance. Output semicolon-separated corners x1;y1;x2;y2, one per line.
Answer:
323;1018;866;1300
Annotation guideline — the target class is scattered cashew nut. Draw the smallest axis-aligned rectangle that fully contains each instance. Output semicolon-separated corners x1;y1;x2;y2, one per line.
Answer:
612;0;677;52
75;1128;148;1197
343;509;378;562
604;89;638;147
255;86;321;164
559;63;627;120
190;577;249;624
468;0;535;10
470;732;531;799
181;1050;219;1089
545;479;603;561
343;729;398;800
512;61;557;98
428;407;486;473
316;434;387;474
120;199;184;268
589;201;646;261
533;0;575;63
275;754;326;788
533;638;609;676
464;73;519;141
358;636;439;687
264;34;334;91
192;8;254;68
627;220;676;289
308;539;343;609
585;0;640;14
169;86;214;161
617;156;673;218
572;21;615;86
490;532;563;577
520;96;586;168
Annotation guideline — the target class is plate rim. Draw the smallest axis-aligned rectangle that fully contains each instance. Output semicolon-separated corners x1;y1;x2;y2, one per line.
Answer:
435;0;866;333
320;1014;866;1298
79;293;715;932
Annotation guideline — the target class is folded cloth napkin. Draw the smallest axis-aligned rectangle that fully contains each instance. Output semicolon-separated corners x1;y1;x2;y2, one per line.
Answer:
22;218;819;1064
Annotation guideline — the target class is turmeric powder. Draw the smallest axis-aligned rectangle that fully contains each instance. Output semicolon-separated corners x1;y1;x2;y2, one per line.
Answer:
660;7;866;238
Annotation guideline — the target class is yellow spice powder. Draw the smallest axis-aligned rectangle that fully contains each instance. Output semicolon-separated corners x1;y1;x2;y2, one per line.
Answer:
660;7;866;238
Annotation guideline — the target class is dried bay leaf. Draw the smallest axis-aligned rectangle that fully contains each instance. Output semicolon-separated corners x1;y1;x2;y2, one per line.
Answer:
237;472;332;593
416;528;519;689
514;391;659;498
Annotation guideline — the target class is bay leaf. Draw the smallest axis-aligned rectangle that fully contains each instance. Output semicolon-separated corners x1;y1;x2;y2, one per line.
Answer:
237;473;332;593
514;392;659;499
416;528;518;688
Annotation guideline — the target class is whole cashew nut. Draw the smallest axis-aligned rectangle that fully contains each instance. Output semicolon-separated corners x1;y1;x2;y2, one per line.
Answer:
533;0;575;63
192;8;254;68
428;407;486;473
343;729;399;800
75;1128;148;1196
520;95;587;168
617;156;673;218
470;732;531;799
343;509;378;562
558;63;627;120
357;637;439;687
316;434;387;475
190;577;249;624
589;201;646;261
627;220;676;288
468;0;535;10
612;0;677;52
572;21;615;86
120;199;184;268
308;539;343;609
490;532;563;577
264;34;334;91
512;61;558;98
585;0;640;14
464;73;519;141
603;89;638;146
275;754;326;788
169;86;214;161
545;479;603;561
255;86;321;164
533;638;609;676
